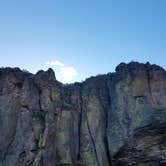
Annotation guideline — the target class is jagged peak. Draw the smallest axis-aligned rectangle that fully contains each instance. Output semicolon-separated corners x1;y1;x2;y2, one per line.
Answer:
0;62;165;86
35;68;56;81
115;61;165;73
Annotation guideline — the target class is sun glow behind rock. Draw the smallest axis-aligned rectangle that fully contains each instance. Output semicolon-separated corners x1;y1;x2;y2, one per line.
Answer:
45;60;78;83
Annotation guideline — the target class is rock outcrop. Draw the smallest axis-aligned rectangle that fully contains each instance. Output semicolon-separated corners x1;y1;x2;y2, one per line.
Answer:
0;62;166;166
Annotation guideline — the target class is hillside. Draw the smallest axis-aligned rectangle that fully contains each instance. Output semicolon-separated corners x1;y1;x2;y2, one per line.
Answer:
0;62;166;166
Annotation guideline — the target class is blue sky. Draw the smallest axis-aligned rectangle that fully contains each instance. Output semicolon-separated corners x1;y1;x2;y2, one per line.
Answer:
0;0;166;83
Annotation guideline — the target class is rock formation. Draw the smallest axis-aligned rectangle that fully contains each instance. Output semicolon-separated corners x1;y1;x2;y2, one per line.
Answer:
0;62;166;166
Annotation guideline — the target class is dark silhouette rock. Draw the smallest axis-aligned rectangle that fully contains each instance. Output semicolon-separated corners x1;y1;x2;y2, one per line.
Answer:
0;62;166;166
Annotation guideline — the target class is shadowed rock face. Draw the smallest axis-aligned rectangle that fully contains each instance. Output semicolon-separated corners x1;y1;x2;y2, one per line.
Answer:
0;62;166;166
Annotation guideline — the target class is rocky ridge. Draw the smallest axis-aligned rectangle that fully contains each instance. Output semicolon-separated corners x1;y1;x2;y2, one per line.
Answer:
0;62;166;166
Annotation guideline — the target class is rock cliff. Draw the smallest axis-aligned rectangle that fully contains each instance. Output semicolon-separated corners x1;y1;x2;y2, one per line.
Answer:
0;62;166;166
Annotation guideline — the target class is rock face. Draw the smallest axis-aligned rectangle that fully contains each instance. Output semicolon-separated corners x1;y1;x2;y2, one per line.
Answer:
0;62;166;166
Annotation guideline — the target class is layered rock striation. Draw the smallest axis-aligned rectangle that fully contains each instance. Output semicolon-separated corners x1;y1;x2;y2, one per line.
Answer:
0;62;166;166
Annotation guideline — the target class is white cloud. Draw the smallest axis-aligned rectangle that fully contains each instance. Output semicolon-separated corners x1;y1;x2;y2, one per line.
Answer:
46;60;64;67
45;60;78;83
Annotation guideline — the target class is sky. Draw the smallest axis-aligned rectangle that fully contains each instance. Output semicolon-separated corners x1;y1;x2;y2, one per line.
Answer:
0;0;166;83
